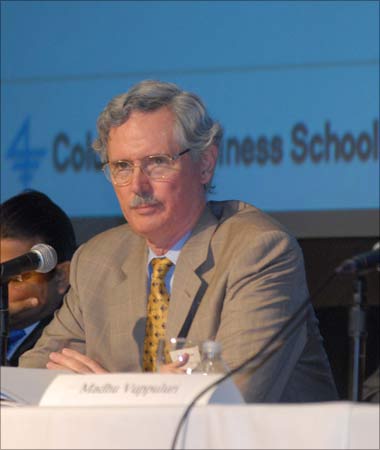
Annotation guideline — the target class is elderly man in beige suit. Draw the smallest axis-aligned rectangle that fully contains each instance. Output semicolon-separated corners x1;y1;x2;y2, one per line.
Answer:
20;80;338;402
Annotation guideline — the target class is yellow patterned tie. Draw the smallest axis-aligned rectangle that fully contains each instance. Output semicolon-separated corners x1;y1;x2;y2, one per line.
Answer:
143;257;173;372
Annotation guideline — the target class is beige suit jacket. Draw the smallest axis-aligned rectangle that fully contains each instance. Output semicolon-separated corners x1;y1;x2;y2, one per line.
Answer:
20;200;338;402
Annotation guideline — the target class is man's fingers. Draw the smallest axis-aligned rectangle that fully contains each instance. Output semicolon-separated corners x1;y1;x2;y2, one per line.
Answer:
172;353;190;368
9;297;39;315
48;349;108;374
159;353;190;374
46;361;68;371
62;348;108;373
48;351;92;374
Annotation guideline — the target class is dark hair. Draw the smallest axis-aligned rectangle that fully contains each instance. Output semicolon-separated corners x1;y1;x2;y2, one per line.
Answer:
0;190;77;263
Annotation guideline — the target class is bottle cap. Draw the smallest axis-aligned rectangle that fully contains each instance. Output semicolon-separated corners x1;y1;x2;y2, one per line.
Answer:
202;340;222;356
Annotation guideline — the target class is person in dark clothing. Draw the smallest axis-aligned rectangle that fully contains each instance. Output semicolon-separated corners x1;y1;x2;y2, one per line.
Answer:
0;189;77;366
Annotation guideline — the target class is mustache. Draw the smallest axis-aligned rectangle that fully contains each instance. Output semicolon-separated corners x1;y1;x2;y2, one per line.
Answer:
129;193;160;208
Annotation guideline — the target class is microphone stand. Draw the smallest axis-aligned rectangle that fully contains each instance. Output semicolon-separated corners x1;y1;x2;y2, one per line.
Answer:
348;275;367;401
0;282;9;366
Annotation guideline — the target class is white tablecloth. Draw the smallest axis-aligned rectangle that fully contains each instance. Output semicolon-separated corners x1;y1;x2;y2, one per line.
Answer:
1;401;378;449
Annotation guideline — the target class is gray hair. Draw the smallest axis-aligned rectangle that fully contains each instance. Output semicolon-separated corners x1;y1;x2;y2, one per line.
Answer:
92;80;223;164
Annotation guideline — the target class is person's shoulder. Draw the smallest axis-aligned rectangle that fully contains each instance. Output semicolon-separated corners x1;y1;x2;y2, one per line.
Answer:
208;200;303;263
208;200;291;235
86;222;132;243
73;223;144;262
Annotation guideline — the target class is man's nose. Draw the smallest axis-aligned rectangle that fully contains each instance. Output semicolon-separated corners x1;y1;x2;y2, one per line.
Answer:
129;165;151;191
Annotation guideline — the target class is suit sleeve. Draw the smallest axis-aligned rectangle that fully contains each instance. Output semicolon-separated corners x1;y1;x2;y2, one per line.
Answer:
19;245;87;368
215;229;311;402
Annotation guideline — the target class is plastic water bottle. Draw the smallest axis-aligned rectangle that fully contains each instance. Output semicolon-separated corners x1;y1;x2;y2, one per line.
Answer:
193;340;229;374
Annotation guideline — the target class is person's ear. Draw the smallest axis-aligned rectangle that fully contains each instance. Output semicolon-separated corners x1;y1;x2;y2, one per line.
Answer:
200;145;218;184
54;261;70;295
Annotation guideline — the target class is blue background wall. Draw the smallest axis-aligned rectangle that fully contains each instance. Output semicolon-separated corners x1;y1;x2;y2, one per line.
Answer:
1;1;379;237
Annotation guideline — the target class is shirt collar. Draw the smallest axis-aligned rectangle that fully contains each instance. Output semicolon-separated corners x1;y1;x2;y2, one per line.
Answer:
7;321;40;359
148;231;191;265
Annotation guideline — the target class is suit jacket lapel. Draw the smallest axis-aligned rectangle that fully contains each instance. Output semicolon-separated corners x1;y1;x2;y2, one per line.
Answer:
110;235;148;361
167;205;219;339
102;205;219;361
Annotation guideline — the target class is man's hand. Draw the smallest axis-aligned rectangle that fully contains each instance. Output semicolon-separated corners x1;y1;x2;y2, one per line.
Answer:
47;349;190;374
9;297;39;316
47;348;108;374
158;353;190;374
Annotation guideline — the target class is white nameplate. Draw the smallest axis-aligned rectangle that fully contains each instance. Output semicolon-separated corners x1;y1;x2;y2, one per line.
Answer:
39;373;244;406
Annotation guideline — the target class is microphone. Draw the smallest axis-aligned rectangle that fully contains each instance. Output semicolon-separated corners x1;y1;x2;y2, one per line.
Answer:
335;243;380;274
0;244;58;284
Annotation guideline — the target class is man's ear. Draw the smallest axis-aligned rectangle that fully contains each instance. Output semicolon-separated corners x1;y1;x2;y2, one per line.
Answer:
200;145;218;184
54;261;71;295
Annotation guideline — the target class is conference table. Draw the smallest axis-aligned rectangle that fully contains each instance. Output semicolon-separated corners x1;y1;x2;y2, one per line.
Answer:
1;401;378;449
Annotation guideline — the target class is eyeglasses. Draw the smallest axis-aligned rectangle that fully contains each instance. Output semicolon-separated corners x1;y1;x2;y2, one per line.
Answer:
102;148;191;186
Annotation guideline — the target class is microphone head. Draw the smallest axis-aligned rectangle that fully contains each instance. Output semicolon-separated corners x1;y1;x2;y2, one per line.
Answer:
30;244;58;273
336;247;380;274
